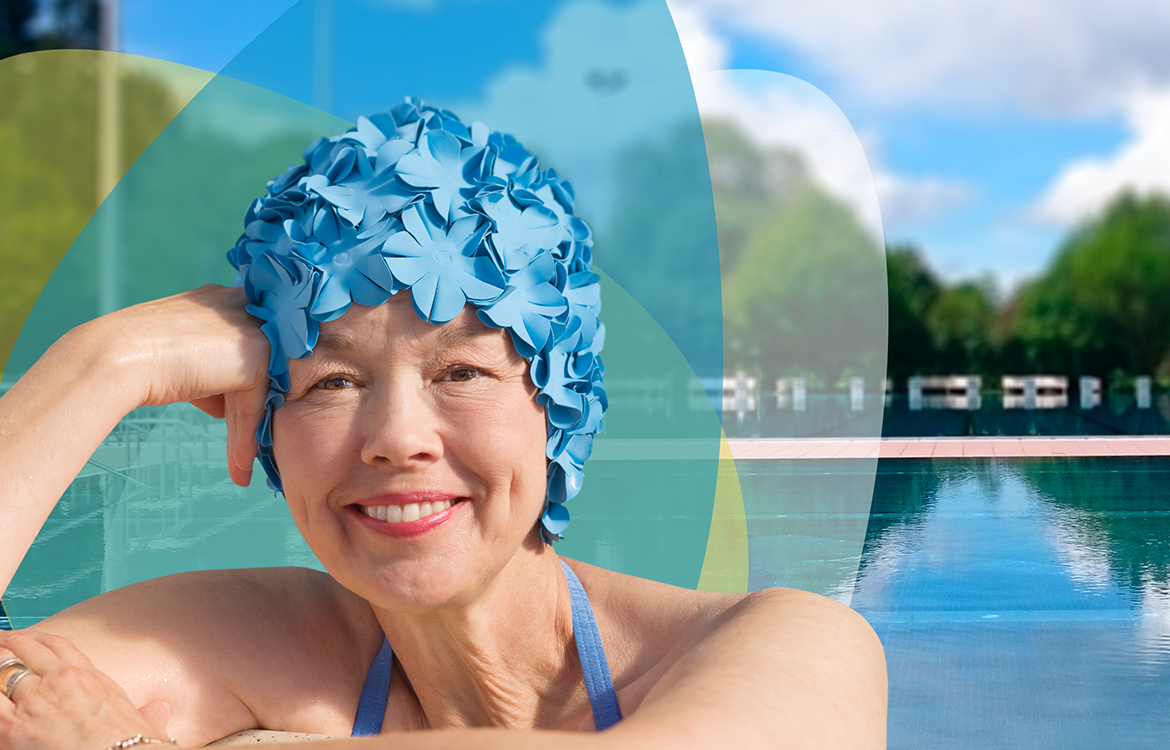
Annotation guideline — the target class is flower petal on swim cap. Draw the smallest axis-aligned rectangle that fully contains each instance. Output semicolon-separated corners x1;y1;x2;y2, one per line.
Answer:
395;130;480;223
541;498;571;542
474;190;562;274
477;280;566;359
382;205;503;322
244;252;319;368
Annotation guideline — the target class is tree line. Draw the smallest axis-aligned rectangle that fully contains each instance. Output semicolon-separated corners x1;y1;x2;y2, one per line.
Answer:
1;0;98;60
889;193;1170;385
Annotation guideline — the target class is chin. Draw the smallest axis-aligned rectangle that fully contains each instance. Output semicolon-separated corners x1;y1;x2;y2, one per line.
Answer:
329;545;493;613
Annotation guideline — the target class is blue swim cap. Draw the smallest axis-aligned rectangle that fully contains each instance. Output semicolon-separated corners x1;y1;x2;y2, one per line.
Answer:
227;98;605;542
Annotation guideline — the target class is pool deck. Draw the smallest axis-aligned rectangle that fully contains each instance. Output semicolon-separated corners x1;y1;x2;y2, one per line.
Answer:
591;436;1170;461
727;436;1170;460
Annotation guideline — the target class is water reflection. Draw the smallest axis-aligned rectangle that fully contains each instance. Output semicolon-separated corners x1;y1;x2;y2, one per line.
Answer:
851;458;1170;748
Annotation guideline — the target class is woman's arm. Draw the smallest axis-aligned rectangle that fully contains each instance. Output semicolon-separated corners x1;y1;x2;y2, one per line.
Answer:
271;588;886;750
22;567;383;747
7;584;882;749
214;588;885;749
612;587;887;748
0;285;270;595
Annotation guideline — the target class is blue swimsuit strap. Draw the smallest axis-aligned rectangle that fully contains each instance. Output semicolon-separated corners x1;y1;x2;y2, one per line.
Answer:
351;560;622;736
352;637;394;736
560;559;623;730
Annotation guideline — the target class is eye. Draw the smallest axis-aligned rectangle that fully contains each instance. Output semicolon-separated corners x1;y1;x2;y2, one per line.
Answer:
314;375;355;391
444;365;482;382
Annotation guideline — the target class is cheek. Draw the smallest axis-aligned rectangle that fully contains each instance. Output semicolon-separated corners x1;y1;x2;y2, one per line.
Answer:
458;393;548;502
507;398;551;505
271;405;359;500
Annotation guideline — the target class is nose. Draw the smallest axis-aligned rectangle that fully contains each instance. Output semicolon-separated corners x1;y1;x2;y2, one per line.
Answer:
359;380;444;468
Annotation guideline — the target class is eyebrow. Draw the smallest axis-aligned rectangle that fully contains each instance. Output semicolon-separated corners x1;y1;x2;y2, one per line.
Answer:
315;331;359;353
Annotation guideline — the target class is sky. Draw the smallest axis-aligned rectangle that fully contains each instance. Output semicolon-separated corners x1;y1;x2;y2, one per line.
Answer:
113;0;1170;293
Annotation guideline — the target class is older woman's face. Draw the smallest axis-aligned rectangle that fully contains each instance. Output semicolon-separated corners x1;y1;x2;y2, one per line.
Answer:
272;295;548;609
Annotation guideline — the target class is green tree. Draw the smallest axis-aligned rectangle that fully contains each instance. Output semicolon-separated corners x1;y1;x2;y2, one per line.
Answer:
724;185;886;386
925;278;998;375
0;51;180;376
885;244;939;380
1013;193;1170;376
703;119;806;276
0;0;98;60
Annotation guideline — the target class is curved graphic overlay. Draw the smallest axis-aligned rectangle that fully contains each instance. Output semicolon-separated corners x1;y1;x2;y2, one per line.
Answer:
692;69;887;601
3;0;743;623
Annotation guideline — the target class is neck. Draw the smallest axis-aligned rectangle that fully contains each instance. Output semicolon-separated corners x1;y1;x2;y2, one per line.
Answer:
372;543;587;730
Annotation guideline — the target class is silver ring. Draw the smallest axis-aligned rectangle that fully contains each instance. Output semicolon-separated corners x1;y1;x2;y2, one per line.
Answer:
1;661;34;701
0;658;28;686
4;667;31;700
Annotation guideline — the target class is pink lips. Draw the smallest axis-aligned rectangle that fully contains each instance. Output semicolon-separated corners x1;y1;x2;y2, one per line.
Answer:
348;494;464;538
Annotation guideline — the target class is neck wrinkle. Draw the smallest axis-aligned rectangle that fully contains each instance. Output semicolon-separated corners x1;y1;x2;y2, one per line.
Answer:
372;548;588;730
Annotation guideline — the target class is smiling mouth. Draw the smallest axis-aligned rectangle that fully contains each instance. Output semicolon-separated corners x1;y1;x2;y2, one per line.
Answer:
357;499;457;523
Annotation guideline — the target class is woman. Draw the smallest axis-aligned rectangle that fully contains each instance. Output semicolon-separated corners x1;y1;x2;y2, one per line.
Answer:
0;100;886;749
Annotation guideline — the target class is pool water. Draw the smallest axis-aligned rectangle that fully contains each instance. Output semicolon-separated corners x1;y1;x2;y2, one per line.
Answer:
849;458;1170;749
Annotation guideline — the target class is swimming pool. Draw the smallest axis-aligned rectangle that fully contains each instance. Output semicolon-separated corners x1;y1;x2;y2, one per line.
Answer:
849;457;1170;749
7;426;1170;747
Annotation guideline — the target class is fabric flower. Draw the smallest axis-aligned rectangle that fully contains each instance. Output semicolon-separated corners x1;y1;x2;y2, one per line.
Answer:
297;210;398;321
381;203;504;323
474;190;563;274
243;251;319;390
477;255;566;358
394;130;482;222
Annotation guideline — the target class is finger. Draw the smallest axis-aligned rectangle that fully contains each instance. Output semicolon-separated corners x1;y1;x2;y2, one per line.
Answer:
226;386;267;488
19;631;95;671
138;699;171;735
3;667;37;700
0;649;31;704
0;631;66;675
190;395;227;419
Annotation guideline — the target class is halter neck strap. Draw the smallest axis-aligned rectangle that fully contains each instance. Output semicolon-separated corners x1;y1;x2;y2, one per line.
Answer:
352;559;623;735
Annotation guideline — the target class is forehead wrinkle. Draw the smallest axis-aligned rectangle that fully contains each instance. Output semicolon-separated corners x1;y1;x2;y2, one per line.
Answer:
313;308;509;363
431;315;509;352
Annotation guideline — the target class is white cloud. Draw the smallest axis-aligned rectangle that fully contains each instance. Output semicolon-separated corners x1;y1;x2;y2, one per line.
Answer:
874;173;977;227
692;69;885;238
685;62;975;236
669;0;1170;116
1033;87;1170;226
664;1;730;73
454;0;703;224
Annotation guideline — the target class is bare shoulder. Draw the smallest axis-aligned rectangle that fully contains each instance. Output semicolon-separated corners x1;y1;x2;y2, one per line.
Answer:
34;566;380;656
30;567;383;745
566;560;886;749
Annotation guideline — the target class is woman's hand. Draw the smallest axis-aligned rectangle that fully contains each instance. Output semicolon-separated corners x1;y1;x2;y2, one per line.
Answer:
0;284;271;594
78;285;272;486
0;631;173;750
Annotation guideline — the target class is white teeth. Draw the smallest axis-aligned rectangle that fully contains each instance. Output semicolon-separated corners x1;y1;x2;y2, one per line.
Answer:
361;499;453;523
